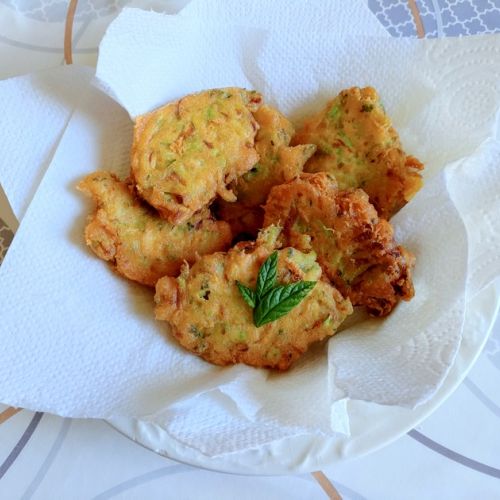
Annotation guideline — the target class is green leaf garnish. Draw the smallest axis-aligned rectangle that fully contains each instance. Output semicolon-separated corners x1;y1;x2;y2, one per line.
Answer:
253;282;316;327
256;251;278;298
236;282;256;309
236;251;316;327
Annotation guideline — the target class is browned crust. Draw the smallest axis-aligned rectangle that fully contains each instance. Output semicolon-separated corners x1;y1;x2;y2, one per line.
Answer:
131;88;262;224
154;227;352;370
293;87;424;219
77;171;232;286
263;172;415;316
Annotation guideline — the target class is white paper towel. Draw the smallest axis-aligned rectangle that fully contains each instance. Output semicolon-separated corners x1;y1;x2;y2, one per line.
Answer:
447;138;500;299
330;172;467;405
0;65;93;221
179;0;390;37
1;9;500;456
95;4;388;118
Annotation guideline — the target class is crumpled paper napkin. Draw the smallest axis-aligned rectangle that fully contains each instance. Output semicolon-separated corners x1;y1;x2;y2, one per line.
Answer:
0;8;500;456
179;0;390;36
0;65;93;220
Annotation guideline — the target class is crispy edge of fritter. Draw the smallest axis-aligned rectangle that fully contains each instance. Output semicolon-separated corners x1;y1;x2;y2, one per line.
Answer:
77;171;232;287
292;86;424;219
214;201;264;240
154;226;352;370
217;105;316;238
131;88;262;224
263;172;415;317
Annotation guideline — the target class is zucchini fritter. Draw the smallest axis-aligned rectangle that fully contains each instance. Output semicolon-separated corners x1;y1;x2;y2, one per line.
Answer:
131;88;262;224
78;171;232;286
263;173;415;317
218;105;316;236
154;227;352;370
293;87;424;219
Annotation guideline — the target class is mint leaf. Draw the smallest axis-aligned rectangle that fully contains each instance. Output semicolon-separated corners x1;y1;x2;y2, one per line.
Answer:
253;281;316;328
237;251;317;328
256;251;278;299
236;281;256;309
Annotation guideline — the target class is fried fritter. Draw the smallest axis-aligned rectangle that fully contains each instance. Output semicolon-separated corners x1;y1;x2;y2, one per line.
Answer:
263;173;415;317
217;105;316;237
154;226;352;370
131;88;262;224
292;87;424;219
234;106;317;208
77;171;232;286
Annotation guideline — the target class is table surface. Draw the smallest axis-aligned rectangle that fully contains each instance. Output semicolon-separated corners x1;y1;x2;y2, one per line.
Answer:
1;1;500;498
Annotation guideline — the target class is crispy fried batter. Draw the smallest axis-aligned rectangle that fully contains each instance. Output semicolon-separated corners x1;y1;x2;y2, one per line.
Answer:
263;173;415;316
214;201;263;239
77;171;232;286
154;227;352;370
131;88;262;224
292;87;424;219
218;105;316;237
234;106;317;208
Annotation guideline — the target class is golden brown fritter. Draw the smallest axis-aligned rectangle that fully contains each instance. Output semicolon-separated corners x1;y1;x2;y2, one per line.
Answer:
234;106;317;208
292;87;424;219
263;173;415;317
131;88;262;224
217;105;316;237
154;227;352;370
77;171;232;287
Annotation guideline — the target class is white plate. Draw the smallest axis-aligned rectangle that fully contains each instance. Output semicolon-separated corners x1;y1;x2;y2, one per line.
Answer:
108;280;500;475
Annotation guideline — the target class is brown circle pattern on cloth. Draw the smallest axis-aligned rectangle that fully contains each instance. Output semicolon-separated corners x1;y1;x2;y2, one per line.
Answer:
0;218;13;265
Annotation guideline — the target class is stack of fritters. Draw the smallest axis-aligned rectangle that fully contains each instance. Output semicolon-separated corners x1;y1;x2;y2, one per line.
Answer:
79;86;423;370
263;173;414;317
216;105;316;237
78;172;232;286
79;88;261;286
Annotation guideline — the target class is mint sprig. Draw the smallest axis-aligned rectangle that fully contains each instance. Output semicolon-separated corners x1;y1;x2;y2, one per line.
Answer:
237;251;316;327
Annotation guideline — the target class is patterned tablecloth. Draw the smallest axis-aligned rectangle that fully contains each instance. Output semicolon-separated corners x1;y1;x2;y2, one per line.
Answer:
1;1;500;498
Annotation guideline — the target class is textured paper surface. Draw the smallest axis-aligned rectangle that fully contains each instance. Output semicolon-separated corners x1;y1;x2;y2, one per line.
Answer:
447;138;500;299
179;0;390;37
96;5;389;118
0;65;93;220
1;10;500;456
330;172;466;404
